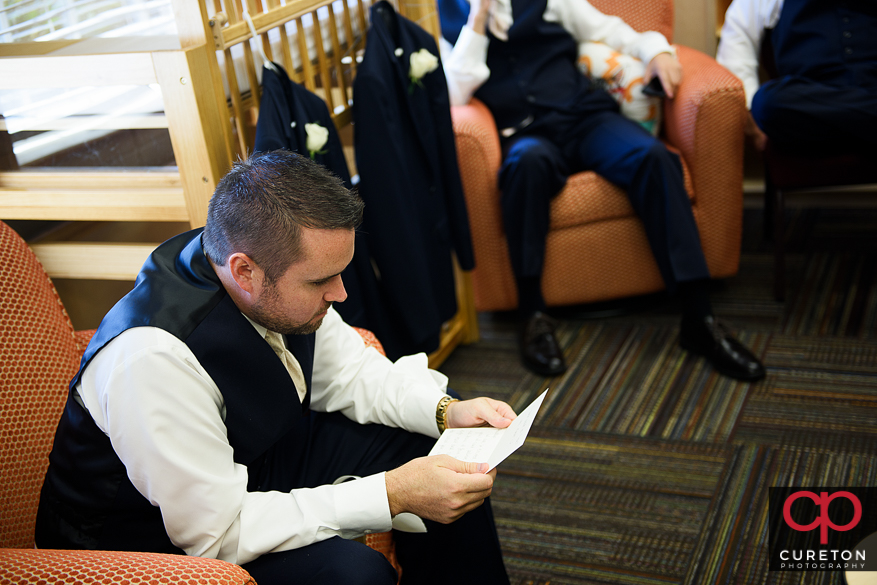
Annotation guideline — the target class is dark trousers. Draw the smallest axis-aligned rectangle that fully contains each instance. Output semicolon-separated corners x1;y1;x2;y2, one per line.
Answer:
498;108;710;294
751;76;877;154
241;403;509;585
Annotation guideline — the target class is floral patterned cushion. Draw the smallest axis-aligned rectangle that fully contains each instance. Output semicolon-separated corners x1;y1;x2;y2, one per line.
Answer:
577;41;662;135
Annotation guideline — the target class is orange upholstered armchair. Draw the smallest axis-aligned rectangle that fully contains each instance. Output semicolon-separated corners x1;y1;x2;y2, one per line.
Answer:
0;220;398;583
0;219;255;583
451;0;747;312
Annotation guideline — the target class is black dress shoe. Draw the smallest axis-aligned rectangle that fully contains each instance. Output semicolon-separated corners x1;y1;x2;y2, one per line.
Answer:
520;311;567;376
679;315;766;381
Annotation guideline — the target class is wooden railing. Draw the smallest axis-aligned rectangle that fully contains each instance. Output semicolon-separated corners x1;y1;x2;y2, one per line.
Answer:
0;0;476;366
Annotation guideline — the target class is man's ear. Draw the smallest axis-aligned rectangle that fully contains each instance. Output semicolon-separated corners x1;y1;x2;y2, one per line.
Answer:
226;252;261;295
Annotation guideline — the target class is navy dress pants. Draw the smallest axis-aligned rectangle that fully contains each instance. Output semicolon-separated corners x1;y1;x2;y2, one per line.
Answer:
498;108;710;293
751;75;877;155
241;400;509;585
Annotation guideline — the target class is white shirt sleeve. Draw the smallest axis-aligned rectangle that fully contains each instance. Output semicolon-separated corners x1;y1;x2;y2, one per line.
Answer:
545;0;676;65
310;307;449;439
76;324;396;565
716;0;784;108
442;26;492;107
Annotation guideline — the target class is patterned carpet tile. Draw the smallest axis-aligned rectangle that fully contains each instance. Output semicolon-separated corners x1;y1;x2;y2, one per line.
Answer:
735;395;877;453
765;336;877;375
732;335;877;451
494;429;733;585
684;445;877;585
443;319;767;443
782;252;877;339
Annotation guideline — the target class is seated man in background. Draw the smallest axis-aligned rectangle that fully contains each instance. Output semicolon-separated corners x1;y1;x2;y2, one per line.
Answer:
717;0;877;154
35;150;513;585
439;0;765;381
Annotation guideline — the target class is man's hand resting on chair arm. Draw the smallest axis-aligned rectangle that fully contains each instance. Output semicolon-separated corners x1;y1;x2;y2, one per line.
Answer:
645;52;683;99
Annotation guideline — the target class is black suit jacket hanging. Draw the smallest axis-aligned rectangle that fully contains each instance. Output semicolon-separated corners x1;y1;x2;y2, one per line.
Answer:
353;1;475;359
253;63;389;335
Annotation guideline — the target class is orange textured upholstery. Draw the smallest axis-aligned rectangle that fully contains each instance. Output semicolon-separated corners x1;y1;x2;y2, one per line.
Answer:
0;549;255;585
0;221;86;550
452;0;746;312
0;220;398;583
353;326;387;356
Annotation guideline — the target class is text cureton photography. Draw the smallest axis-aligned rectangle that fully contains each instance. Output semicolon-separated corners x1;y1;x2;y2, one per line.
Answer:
769;487;877;572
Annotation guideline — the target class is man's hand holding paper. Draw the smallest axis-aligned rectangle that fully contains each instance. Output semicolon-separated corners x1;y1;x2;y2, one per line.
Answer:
385;455;495;524
385;391;547;528
446;396;517;430
384;394;521;526
429;390;548;471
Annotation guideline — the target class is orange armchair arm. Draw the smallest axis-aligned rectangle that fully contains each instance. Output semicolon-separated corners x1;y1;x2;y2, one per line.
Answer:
0;549;254;585
450;99;503;217
450;98;503;176
451;99;518;310
664;45;748;278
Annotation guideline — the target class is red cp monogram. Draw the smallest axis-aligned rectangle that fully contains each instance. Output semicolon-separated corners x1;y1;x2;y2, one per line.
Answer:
783;491;862;545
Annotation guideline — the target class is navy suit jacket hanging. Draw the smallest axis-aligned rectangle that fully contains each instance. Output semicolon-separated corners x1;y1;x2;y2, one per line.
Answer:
254;63;390;336
254;62;352;185
353;1;475;359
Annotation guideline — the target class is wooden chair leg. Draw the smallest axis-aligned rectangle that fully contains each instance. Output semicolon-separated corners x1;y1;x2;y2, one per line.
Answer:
773;185;786;301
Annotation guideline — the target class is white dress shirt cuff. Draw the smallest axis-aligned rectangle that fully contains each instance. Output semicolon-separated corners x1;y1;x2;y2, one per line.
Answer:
334;473;394;537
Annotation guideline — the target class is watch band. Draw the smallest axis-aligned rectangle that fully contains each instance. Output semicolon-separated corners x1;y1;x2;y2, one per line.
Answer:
435;395;459;433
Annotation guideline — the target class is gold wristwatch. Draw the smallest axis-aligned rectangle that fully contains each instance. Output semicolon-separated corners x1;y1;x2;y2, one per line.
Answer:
435;395;459;433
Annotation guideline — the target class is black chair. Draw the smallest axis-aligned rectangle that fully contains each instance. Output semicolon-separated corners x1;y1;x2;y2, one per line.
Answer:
763;142;877;301
758;30;877;301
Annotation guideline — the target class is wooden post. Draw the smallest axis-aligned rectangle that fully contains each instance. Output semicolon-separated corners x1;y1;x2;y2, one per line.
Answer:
168;0;237;166
153;48;233;228
454;256;480;344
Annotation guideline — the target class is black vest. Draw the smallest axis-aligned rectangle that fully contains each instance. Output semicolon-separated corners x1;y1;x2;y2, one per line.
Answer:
36;229;315;553
771;0;877;89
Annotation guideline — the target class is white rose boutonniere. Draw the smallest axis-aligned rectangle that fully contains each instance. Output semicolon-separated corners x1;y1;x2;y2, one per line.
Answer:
304;122;329;159
408;48;439;94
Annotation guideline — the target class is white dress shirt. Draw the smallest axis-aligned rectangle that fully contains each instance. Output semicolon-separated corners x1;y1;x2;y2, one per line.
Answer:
441;0;676;107
716;0;784;108
74;306;449;565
